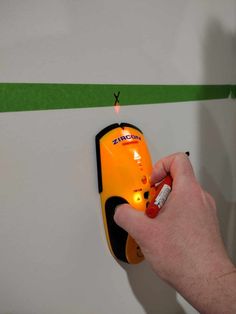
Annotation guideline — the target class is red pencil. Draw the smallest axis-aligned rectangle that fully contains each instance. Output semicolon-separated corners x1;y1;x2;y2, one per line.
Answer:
145;175;172;218
146;152;189;218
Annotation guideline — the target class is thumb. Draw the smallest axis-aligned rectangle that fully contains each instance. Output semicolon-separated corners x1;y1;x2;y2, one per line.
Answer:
114;204;150;244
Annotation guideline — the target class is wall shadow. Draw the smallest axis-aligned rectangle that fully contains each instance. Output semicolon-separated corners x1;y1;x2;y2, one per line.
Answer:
120;261;185;314
199;19;236;263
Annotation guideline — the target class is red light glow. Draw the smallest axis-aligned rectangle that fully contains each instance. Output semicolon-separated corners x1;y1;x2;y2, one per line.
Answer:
114;102;120;114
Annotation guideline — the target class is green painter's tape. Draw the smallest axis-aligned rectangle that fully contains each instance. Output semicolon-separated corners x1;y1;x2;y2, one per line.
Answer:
0;83;232;112
231;85;236;98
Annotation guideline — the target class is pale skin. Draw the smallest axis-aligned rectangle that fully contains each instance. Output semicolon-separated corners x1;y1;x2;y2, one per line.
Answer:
114;153;236;314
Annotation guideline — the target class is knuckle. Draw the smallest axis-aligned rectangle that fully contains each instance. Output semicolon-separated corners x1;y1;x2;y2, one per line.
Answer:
175;152;188;160
174;152;191;169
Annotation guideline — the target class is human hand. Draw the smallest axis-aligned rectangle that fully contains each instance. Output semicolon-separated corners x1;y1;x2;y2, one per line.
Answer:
114;153;236;313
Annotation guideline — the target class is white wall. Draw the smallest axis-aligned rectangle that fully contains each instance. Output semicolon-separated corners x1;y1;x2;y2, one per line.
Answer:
0;1;235;314
1;0;236;84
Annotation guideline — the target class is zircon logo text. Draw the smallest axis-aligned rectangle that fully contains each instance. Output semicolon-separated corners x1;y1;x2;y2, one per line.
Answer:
112;134;141;145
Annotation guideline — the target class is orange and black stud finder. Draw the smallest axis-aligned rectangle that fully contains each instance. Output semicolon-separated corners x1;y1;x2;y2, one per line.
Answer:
95;123;153;264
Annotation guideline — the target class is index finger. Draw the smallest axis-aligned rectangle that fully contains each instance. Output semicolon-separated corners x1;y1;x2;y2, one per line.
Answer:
150;152;195;185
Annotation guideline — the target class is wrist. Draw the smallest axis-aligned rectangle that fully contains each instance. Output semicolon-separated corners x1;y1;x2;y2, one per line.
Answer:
177;258;236;314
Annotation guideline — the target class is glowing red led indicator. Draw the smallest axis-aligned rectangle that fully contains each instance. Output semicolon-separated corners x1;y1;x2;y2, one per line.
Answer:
141;176;147;184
